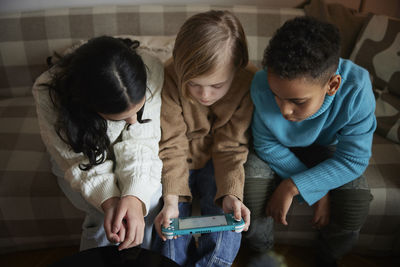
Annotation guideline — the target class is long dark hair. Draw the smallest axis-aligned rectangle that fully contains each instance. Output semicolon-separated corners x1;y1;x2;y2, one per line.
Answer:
44;36;148;170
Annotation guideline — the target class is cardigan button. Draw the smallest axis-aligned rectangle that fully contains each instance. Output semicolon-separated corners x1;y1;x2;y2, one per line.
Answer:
186;158;193;163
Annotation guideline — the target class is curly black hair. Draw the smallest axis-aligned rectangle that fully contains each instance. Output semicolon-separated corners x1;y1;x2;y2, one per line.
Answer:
43;36;148;170
263;16;340;84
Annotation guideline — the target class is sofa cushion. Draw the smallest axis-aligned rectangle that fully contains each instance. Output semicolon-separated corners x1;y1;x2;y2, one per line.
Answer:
350;15;400;96
350;15;400;144
373;90;400;143
0;5;306;99
0;96;85;253
304;0;369;59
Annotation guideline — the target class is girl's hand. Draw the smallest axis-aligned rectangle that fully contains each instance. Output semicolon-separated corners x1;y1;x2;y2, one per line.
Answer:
312;193;330;229
102;197;124;244
222;195;251;231
154;195;179;241
113;195;145;250
266;178;299;225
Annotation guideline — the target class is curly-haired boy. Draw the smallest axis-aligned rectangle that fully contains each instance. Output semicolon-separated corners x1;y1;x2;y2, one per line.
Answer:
244;16;376;267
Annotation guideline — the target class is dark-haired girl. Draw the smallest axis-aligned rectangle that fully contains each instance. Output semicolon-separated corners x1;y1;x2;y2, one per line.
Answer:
33;36;163;251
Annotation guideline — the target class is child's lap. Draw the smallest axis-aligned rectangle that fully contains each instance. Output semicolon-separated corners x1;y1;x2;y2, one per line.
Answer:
244;146;371;196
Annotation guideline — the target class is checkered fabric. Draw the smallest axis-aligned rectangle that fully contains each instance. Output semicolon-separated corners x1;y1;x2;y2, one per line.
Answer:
0;5;399;255
0;97;84;253
0;5;304;98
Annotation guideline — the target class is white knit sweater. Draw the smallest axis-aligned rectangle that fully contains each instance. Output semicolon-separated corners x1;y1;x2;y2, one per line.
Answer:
33;49;163;215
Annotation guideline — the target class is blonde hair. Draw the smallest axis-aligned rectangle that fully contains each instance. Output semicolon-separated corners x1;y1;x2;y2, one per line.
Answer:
173;10;249;98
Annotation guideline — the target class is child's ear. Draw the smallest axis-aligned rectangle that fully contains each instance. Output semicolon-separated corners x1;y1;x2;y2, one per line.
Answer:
326;74;341;96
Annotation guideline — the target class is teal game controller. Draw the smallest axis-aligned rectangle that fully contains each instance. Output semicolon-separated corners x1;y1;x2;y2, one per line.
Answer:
161;213;245;239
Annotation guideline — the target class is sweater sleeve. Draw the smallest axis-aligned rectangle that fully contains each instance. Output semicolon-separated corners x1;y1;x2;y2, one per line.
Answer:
158;64;191;200
113;52;163;216
252;110;309;178
251;72;308;180
291;81;376;205
212;90;253;202
33;71;120;212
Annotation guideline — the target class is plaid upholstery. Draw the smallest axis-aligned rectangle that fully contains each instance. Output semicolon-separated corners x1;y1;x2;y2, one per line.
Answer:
0;5;304;98
0;5;399;255
0;96;85;253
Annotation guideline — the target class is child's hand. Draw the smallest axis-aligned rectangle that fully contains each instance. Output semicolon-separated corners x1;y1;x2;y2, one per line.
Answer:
154;195;179;241
102;197;125;244
311;193;330;229
266;178;299;225
113;195;145;250
222;195;251;231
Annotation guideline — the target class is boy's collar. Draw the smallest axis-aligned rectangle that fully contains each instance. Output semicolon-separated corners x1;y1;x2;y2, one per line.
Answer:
305;59;342;120
304;93;335;121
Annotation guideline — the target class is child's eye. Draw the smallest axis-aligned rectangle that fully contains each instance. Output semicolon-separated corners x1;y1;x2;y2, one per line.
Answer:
211;84;223;89
292;100;306;105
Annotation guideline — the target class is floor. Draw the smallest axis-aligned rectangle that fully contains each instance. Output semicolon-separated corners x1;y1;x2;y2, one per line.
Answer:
1;244;399;267
234;245;400;267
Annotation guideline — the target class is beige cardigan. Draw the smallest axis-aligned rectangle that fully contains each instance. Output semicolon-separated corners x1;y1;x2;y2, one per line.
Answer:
159;59;257;203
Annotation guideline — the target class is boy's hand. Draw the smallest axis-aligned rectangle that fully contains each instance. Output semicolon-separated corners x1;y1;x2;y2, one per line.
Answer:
102;197;125;244
222;195;251;231
154;195;179;241
312;193;330;229
113;195;145;250
266;178;299;225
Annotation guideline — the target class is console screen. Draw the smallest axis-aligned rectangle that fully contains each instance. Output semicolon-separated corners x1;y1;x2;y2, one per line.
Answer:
179;215;227;229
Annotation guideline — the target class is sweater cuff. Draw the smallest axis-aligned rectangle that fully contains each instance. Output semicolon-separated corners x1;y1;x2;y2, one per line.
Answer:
291;172;327;206
215;188;243;207
162;175;192;202
121;180;162;216
83;174;121;212
214;167;245;205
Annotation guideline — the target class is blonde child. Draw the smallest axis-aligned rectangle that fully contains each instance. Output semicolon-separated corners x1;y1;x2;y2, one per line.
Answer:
153;10;256;266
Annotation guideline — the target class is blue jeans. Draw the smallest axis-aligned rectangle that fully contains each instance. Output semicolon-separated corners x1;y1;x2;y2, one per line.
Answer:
154;161;241;267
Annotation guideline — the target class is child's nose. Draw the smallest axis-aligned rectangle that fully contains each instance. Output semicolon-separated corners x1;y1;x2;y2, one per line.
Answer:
201;88;210;98
281;102;294;116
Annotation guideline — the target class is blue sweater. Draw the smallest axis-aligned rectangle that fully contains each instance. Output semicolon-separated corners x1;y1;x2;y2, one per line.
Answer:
251;59;376;205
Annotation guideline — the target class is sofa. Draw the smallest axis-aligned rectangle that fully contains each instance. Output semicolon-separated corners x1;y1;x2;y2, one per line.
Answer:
0;1;399;257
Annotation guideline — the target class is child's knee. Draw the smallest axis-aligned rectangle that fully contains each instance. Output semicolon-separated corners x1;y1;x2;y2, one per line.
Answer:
330;189;373;231
245;151;274;179
244;151;277;218
243;216;274;252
